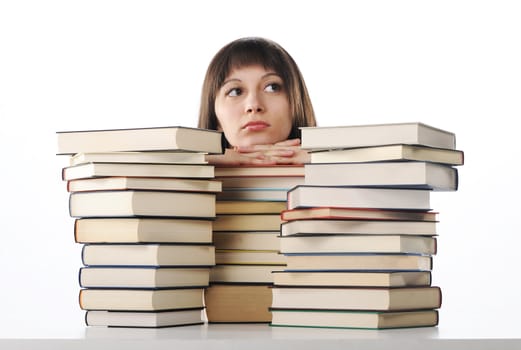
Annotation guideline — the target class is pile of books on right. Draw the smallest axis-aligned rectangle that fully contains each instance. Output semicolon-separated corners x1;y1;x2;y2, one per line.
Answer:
270;122;464;330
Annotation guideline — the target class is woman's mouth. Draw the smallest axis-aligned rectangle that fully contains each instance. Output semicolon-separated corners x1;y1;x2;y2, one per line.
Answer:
243;121;270;131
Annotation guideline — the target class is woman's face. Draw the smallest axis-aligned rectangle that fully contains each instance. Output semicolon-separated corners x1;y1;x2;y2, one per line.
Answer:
214;64;292;147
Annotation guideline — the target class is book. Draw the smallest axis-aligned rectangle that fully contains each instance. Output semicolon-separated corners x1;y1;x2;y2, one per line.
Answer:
205;284;272;323
213;231;280;250
70;151;208;166
217;188;289;202
79;267;210;288
215;165;304;177
79;288;205;311
69;190;216;218
215;250;287;265
217;201;287;215
281;207;438;222
270;309;439;329
56;126;223;155
280;219;437;236
74;218;213;244
287;186;431;211
81;244;215;267
272;271;432;287
220;176;304;189
213;214;282;231
62;162;214;181
85;308;204;328
271;286;442;311
310;144;464;165
300;122;456;150
285;254;432;271
304;161;458;191
67;176;222;193
279;235;437;255
209;265;282;283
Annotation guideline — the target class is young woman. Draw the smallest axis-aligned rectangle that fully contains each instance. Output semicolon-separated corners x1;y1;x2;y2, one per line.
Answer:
198;37;317;165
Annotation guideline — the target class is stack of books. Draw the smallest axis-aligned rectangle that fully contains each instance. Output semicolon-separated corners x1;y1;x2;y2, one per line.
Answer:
57;126;223;328
270;122;464;330
204;165;305;323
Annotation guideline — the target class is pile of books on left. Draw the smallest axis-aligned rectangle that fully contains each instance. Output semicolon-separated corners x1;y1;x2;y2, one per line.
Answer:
56;126;223;328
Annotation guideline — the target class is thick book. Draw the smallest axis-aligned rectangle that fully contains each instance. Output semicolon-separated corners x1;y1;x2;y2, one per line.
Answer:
217;188;289;202
220;176;304;189
62;162;214;181
79;266;210;289
287;186;431;211
279;235;437;255
205;284;272;323
300;122;456;150
213;231;281;250
310;144;464;165
280;219;437;236
281;207;438;222
272;271;432;288
85;308;204;328
69;190;216;218
271;286;442;311
74;218;213;244
285;254;432;271
79;288;205;311
67;176;222;193
215;250;287;265
217;201;287;215
213;214;282;231
270;309;439;330
56;126;223;154
215;165;304;177
209;265;283;284
81;244;215;267
70;151;208;166
304;161;458;191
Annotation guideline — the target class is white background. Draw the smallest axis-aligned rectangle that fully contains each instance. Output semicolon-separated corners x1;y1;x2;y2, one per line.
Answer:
0;0;520;338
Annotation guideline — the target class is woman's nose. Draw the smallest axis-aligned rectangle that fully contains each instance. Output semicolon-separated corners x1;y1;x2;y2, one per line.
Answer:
245;93;264;113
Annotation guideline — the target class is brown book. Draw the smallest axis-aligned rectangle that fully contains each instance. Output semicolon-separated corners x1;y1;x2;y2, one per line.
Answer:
215;250;287;265
217;201;287;215
271;286;442;311
213;231;280;250
209;265;283;284
219;176;304;189
213;214;282;231
205;284;272;323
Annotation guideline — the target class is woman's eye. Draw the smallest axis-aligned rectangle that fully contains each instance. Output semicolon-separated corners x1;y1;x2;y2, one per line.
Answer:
226;88;242;97
265;83;282;93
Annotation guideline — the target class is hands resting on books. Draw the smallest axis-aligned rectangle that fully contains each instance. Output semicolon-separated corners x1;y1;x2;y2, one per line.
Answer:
206;138;310;165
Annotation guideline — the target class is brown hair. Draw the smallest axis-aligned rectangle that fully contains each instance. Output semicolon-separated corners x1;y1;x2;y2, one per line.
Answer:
198;37;316;147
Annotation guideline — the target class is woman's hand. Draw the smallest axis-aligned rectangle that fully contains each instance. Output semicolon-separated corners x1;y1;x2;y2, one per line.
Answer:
205;138;310;165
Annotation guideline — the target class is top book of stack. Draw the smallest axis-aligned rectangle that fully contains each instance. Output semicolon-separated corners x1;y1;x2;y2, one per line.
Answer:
56;126;224;155
300;122;456;150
